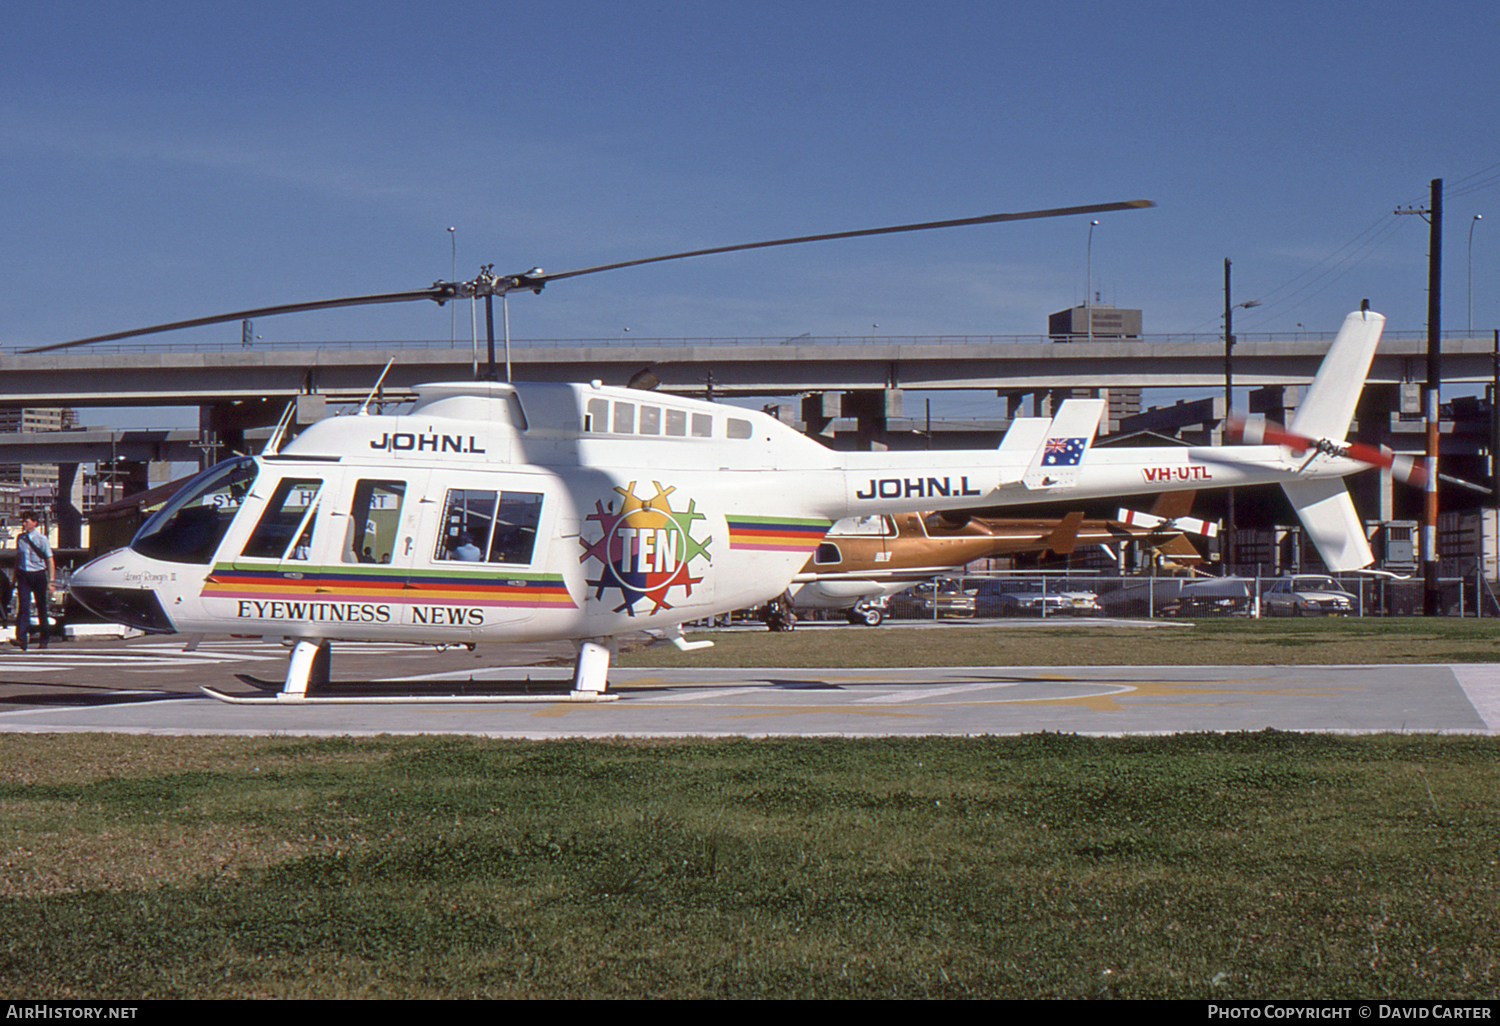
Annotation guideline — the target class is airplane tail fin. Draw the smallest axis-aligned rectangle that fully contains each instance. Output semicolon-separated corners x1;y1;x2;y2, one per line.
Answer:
1287;308;1386;443
1281;478;1374;571
1042;511;1085;555
1149;489;1197;521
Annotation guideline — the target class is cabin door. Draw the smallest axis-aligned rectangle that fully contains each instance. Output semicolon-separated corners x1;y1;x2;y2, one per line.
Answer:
406;474;556;632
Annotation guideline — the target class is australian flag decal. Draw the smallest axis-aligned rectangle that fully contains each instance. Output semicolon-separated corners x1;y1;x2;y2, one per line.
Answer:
1041;437;1087;466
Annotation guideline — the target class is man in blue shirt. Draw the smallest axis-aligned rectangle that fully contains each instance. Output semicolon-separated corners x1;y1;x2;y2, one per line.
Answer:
14;511;54;652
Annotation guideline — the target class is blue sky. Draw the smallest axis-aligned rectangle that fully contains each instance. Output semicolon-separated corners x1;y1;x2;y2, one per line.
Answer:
2;0;1498;361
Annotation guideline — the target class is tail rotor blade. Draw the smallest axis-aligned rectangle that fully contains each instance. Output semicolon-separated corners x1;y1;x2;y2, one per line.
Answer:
1227;416;1428;486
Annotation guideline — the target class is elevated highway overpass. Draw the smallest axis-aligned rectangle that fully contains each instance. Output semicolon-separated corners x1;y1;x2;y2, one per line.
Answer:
0;331;1495;408
0;329;1492;561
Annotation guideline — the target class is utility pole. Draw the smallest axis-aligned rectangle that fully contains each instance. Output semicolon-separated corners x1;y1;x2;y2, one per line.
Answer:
1397;179;1444;615
1222;259;1260;574
1425;179;1443;616
1224;258;1236;572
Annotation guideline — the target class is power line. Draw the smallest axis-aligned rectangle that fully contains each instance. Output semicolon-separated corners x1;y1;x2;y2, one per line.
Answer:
1236;214;1413;329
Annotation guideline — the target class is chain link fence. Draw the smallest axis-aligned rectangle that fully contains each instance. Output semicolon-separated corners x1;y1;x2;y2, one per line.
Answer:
878;570;1500;620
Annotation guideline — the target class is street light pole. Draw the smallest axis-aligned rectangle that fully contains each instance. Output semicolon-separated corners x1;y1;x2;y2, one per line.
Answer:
1085;220;1100;340
1470;214;1483;335
447;227;457;346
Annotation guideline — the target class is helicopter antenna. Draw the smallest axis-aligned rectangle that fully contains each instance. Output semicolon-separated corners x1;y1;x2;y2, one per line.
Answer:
28;199;1155;354
469;292;479;380
357;358;396;416
503;290;513;383
262;399;298;456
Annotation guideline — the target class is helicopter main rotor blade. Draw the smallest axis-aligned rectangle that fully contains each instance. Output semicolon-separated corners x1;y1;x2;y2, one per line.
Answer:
28;198;1154;354
538;199;1156;285
24;288;449;354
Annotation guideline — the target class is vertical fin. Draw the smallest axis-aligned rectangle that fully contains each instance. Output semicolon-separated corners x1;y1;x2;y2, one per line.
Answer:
1149;489;1196;520
1287;310;1386;443
1022;399;1106;490
1281;478;1374;571
1043;511;1085;555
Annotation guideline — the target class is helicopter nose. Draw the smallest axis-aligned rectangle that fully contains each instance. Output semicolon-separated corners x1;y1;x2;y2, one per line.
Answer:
68;549;179;634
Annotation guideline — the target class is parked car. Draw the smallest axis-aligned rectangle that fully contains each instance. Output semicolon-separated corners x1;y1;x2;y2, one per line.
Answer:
973;579;1101;617
1160;576;1254;617
1262;575;1357;617
888;579;977;619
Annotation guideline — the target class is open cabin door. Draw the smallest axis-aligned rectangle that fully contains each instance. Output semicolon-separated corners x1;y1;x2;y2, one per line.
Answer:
209;469;428;633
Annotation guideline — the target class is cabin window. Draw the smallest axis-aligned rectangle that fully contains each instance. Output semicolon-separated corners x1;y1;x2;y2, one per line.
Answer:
438;489;495;562
665;409;687;436
131;456;257;565
691;413;712;438
344;479;406;564
814;543;842;565
727;418;753;439
242;478;323;561
585;398;609;433
639;405;661;435
436;488;543;565
613;402;635;434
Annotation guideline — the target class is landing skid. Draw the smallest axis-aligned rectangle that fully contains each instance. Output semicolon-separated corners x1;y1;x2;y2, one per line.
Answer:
201;683;617;704
198;637;621;704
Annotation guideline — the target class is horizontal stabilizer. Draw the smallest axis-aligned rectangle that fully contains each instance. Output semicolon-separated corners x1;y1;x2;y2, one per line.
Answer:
1153;534;1207;563
1281;478;1373;571
1115;507;1219;539
1023;399;1106;491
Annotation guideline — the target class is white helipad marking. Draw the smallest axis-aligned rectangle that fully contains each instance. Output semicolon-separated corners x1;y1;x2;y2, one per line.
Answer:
638;686;772;702
0;647;279;672
0;639;440;676
855;681;1037;704
1448;665;1500;732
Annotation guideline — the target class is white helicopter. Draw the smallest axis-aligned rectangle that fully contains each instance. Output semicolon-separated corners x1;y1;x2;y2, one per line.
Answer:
50;202;1411;702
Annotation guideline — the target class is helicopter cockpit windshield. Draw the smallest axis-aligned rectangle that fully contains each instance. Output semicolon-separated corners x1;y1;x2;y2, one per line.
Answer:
131;456;258;564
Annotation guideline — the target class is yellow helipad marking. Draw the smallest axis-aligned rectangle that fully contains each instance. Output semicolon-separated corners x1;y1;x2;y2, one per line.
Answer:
528;671;1364;717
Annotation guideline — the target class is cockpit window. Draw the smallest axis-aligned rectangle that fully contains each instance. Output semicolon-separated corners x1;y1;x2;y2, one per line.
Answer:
131;457;257;565
828;515;895;537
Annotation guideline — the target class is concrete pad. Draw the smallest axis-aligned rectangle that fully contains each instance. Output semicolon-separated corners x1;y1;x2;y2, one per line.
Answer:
0;634;1493;739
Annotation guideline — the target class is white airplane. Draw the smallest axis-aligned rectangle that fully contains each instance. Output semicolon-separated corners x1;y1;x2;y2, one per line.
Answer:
65;306;1397;702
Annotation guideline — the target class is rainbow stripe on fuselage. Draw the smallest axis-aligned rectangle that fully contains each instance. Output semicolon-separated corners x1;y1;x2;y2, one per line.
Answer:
725;516;832;553
201;564;575;609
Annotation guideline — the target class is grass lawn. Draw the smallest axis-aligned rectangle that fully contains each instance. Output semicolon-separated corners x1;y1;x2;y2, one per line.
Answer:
618;616;1500;668
2;729;1497;999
